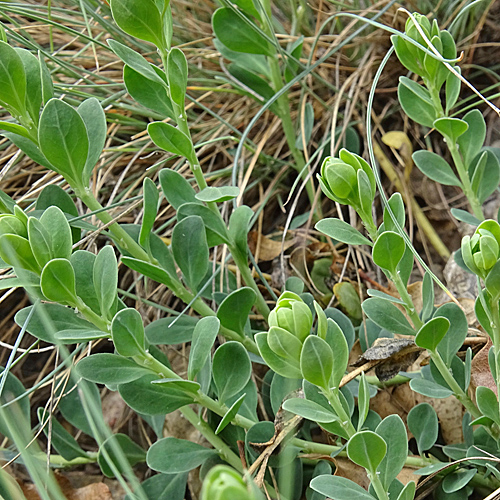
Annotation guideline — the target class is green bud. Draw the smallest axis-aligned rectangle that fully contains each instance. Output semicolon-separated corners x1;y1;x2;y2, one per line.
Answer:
268;291;312;342
461;220;500;278
318;149;376;213
201;466;262;500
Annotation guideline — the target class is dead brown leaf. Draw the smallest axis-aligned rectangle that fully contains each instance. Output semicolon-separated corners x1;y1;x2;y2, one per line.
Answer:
470;337;497;397
248;231;296;262
333;456;370;490
19;474;112;500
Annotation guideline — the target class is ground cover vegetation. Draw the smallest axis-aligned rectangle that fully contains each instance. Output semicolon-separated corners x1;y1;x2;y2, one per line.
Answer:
0;0;499;499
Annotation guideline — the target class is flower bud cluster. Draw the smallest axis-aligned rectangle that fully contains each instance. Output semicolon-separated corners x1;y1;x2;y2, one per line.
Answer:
461;220;500;279
317;148;376;219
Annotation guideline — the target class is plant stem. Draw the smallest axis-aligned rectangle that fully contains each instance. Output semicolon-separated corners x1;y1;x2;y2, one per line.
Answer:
488;298;500;424
390;270;423;330
76;187;151;263
324;388;356;438
447;140;484;221
181;406;244;472
368;471;390;500
428;86;484;221
230;247;271;320
430;349;481;419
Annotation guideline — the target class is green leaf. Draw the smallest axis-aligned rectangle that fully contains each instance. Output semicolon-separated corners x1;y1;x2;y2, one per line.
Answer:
2;132;52;169
362;298;415;335
125;473;188;500
148;122;193;159
434;302;468;366
15;303;97;343
27;217;52;268
212;8;274;56
39;206;72;260
213;341;252;402
146;315;199;345
110;0;165;48
0;234;39;273
486;259;500;301
376;415;408;489
282;397;338;423
407;403;438;454
391;35;423;76
445;68;461;114
255;332;303;379
0;41;26;113
188;316;220;381
177;202;231;246
410;378;453;398
98;433;146;478
54;329;108;342
215;393;246;434
357;373;370;430
38;99;89;186
119;374;194;415
37;408;88;461
93;245;118;321
473;150;500;204
433;117;468;143
396;482;416;500
147;437;216;473
36;185;80;243
15;48;41;124
412;150;461;187
0;121;32;140
111;308;146;357
322;319;348;388
0;369;30;440
268;326;303;364
195;186;240;203
476;386;500;425
457;109;486;168
315;218;372;246
421;272;435;323
398;77;437;128
151;379;201;394
167;48;188;110
77;353;150;385
121;256;178;289
228;204;253;255
123;64;174;119
347;431;387;473
57;380;102;437
310;476;376;500
172;215;209;292
40;259;77;304
77;98;106;183
159;168;198;209
139;177;159;249
442;469;476;494
415;317;450;351
107;39;166;87
300;335;333;390
216;287;255;335
372;231;405;273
